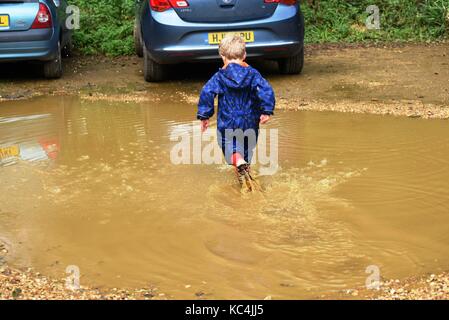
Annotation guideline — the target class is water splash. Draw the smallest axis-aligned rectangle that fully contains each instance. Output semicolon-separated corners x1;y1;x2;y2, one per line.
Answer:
206;160;365;245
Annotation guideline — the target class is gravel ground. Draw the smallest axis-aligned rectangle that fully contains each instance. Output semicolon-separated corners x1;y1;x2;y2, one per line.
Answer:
1;42;448;119
1;239;168;300
342;273;449;300
0;267;166;300
1;265;448;300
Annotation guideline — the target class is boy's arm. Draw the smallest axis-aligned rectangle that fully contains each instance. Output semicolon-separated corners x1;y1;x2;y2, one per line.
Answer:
254;73;275;116
197;74;220;120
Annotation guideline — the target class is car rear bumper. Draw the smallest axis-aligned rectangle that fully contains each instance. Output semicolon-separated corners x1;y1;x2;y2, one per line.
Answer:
154;40;302;63
0;28;58;62
142;5;304;64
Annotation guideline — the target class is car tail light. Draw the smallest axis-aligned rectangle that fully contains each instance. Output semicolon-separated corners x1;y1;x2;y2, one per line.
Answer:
150;0;189;12
31;3;52;29
39;139;59;160
264;0;297;5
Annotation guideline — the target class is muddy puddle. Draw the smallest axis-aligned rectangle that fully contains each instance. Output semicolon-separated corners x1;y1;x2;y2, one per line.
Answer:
1;96;449;299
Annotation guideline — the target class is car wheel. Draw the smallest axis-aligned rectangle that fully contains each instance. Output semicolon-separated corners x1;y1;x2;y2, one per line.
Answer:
143;44;166;82
43;41;63;79
134;20;143;58
278;47;304;75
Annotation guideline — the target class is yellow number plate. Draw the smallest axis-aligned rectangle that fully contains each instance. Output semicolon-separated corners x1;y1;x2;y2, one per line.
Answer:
0;145;19;159
0;15;9;27
208;31;254;45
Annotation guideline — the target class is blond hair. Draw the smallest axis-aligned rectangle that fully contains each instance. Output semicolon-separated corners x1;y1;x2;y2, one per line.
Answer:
219;33;246;60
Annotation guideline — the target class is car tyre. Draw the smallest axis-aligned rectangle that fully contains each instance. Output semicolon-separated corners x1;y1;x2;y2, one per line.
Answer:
143;44;166;82
134;20;143;58
43;41;63;79
278;47;304;75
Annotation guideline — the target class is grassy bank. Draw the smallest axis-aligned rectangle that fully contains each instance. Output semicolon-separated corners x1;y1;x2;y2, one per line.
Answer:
70;0;449;56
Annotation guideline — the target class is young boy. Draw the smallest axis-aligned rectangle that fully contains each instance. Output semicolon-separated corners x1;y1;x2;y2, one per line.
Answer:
197;34;275;186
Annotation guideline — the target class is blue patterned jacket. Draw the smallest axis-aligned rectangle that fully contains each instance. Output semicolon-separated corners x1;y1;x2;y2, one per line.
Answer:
197;63;275;132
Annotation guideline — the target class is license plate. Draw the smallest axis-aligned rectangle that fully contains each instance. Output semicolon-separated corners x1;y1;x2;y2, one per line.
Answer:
0;145;19;159
208;31;255;45
0;15;9;27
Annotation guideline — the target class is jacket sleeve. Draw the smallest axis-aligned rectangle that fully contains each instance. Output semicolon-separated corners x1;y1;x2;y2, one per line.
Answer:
197;74;221;120
254;72;275;116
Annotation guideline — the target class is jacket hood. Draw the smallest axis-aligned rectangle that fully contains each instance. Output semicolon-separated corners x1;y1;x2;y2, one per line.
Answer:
217;63;254;89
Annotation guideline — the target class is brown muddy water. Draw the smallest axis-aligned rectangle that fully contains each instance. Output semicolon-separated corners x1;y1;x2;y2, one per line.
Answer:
1;96;449;299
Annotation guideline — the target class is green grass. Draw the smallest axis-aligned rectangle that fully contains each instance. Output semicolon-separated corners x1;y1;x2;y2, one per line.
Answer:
303;0;449;43
69;0;449;56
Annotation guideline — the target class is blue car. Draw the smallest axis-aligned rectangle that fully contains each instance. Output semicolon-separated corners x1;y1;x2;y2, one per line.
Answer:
0;0;72;78
134;0;305;82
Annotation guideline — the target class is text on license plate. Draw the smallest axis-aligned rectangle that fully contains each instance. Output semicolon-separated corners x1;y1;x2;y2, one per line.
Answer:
0;145;19;159
208;31;254;45
0;15;9;27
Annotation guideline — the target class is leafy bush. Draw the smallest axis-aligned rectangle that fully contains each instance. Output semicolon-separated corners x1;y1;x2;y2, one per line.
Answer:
69;0;449;55
70;0;136;55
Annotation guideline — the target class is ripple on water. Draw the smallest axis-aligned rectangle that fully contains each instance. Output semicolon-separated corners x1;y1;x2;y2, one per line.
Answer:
206;162;364;259
3;97;449;298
